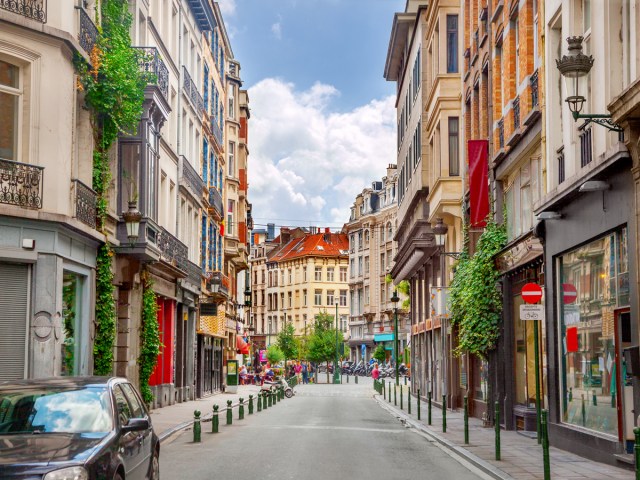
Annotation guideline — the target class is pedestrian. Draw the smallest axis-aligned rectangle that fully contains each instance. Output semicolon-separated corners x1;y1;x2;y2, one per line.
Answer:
295;361;302;383
288;362;296;379
372;363;380;380
302;361;309;384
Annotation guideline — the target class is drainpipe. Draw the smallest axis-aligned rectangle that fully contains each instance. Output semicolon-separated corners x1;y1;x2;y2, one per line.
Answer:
176;4;184;236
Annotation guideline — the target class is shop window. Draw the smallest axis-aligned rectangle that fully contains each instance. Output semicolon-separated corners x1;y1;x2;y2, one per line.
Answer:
61;272;85;377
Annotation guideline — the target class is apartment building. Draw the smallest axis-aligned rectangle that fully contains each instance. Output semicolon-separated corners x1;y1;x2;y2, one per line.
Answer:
345;166;405;364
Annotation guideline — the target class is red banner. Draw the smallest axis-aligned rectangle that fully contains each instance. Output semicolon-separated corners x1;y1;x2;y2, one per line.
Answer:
468;140;489;227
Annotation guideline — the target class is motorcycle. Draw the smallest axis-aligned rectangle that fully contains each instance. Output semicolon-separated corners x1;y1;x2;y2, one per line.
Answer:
262;376;295;398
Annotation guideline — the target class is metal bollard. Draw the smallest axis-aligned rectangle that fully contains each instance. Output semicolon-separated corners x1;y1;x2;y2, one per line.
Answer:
383;380;386;400
193;410;201;443
347;374;349;383
257;393;262;412
634;427;640;480
249;395;254;415
592;389;597;406
400;385;404;410
212;405;219;433
355;375;358;384
417;389;421;420
226;400;233;425
239;398;244;420
388;381;391;402
542;409;551;480
263;391;267;410
269;390;273;407
404;376;407;386
612;391;616;408
495;401;501;461
569;387;573;402
581;394;586;426
408;388;411;415
442;395;447;433
428;391;432;425
394;384;397;406
464;396;469;444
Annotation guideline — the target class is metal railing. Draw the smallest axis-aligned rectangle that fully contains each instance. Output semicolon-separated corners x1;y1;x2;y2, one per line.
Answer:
531;70;539;108
557;146;565;184
158;228;188;272
73;179;97;229
183;66;205;114
498;119;504;149
208;186;223;218
134;47;169;102
513;97;520;131
210;116;223;147
0;158;44;209
185;260;203;287
580;128;593;167
78;7;98;55
180;156;206;200
0;0;46;23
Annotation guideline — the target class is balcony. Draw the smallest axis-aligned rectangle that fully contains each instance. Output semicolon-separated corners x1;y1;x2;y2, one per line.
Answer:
185;260;203;288
158;227;188;274
0;158;44;210
77;7;98;55
531;70;539;108
134;47;169;103
1;0;46;23
498;119;504;149
205;270;230;299
210;117;223;148
73;179;97;229
513;97;520;131
180;156;205;203
208;186;223;220
183;66;204;114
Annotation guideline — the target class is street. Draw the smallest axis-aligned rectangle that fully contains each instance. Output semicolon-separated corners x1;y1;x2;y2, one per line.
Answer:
159;381;487;480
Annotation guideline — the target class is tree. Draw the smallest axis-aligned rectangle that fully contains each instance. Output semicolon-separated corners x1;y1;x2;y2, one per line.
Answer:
307;311;344;383
276;322;298;366
373;345;386;363
266;344;284;365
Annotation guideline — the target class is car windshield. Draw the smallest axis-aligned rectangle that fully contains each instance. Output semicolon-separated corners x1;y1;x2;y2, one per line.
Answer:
0;387;113;435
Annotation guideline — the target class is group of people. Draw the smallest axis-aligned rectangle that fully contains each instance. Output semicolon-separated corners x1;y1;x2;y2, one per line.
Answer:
238;363;274;385
288;361;313;384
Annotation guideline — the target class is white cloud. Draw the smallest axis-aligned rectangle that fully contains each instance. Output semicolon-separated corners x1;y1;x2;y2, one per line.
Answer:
271;21;282;39
247;78;396;231
217;0;236;16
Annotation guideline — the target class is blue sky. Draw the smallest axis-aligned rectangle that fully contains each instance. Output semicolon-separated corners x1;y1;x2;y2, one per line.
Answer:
218;0;401;229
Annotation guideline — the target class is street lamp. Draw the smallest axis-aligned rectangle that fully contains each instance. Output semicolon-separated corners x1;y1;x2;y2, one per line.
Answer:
556;36;622;132
433;218;461;259
122;201;142;246
391;289;400;385
334;300;340;384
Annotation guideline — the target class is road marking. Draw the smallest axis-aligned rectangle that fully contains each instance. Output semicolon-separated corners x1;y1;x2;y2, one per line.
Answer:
245;425;406;434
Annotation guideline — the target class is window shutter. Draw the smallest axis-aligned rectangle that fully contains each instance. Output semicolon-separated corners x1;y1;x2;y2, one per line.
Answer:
0;263;28;381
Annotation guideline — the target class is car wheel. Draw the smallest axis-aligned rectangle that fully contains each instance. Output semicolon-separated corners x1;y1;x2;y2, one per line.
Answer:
149;450;160;480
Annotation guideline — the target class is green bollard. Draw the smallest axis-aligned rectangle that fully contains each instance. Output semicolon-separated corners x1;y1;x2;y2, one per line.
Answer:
581;394;586;426
383;380;386;400
592;389;597;406
495;401;501;461
355;375;358;384
442;395;447;433
394;384;397;406
388;381;391;402
193;410;201;443
428;391;432;425
347;374;349;383
212;405;219;433
408;388;411;414
404;376;407;386
417;389;421;420
464;396;469;444
249;395;254;415
634;427;640;480
612;391;616;408
257;393;262;412
226;400;233;425
542;409;551;480
569;387;573;402
400;386;404;410
263;391;267;410
239;398;244;420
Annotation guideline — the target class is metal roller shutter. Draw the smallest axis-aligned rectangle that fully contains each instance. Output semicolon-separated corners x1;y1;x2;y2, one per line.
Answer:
0;262;28;381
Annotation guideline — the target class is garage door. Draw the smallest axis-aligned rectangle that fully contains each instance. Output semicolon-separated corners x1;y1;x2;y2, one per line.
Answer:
0;263;29;381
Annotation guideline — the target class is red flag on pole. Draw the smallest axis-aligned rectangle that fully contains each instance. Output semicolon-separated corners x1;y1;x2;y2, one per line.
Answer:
468;140;489;228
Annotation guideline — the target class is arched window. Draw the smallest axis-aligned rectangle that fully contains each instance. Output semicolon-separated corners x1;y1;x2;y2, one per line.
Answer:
364;229;370;247
380;226;385;244
387;222;393;240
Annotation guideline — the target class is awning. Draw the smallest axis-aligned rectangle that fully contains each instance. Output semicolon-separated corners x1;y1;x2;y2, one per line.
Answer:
236;336;250;355
374;333;394;342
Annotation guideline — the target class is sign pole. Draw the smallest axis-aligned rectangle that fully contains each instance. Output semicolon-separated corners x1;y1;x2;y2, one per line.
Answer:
522;283;543;444
534;319;541;444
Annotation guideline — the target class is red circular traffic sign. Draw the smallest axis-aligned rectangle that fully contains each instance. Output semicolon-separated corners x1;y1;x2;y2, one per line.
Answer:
522;283;543;304
562;283;577;304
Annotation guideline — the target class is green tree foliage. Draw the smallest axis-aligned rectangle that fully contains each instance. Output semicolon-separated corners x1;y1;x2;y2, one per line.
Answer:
307;312;344;383
266;344;284;365
276;322;298;363
448;218;507;357
138;273;161;405
373;345;387;363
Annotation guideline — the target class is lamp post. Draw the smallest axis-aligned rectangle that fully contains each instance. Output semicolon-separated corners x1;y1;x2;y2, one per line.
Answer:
122;201;142;246
556;36;622;132
391;290;400;385
334;301;340;384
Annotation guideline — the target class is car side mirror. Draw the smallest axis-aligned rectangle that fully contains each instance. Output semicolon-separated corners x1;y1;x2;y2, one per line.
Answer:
121;418;150;433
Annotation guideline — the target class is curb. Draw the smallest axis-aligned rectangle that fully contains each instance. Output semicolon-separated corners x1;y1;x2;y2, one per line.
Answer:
159;420;193;444
374;394;514;480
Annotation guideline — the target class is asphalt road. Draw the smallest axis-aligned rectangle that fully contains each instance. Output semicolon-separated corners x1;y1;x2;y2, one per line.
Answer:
159;382;487;480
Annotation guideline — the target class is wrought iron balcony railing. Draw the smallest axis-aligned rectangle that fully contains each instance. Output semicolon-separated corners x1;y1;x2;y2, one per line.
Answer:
211;118;223;148
498;119;504;149
205;270;230;296
513;97;520;131
180;156;206;200
185;260;203;287
73;179;97;229
531;70;539;108
182;66;205;114
1;0;46;23
77;7;98;55
0;158;44;209
208;186;223;219
158;227;188;273
134;47;169;102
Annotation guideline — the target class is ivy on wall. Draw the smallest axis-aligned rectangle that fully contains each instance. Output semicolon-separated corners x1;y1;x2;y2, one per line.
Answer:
75;0;150;375
139;272;160;405
448;217;507;357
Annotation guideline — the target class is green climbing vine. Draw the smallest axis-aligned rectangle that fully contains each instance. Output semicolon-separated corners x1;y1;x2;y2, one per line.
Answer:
448;216;507;357
139;272;161;405
75;1;150;375
385;274;411;310
61;277;76;375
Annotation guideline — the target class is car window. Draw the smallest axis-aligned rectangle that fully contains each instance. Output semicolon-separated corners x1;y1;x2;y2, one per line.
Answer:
120;383;144;418
113;385;132;427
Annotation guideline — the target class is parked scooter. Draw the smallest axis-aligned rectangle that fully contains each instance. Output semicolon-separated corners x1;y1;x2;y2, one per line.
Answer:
262;376;295;398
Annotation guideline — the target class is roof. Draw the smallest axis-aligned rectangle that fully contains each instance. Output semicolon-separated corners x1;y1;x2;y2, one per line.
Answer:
270;232;349;263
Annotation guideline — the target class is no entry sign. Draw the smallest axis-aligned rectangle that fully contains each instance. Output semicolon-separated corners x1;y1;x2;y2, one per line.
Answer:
522;283;543;304
562;283;578;304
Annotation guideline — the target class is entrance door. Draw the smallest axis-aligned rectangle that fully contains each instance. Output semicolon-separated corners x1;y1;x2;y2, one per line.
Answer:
615;309;632;445
0;263;29;381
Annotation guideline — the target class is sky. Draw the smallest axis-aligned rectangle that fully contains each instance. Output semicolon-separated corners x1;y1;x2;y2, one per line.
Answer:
217;0;401;231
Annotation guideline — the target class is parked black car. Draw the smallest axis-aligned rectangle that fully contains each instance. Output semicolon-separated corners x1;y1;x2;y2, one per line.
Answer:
0;377;159;480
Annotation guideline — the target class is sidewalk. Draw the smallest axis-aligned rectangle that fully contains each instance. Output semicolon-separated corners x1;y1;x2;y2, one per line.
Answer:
150;385;261;442
374;384;632;480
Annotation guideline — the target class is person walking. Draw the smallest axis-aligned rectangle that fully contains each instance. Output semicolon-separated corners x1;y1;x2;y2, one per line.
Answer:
294;361;302;383
371;363;380;380
301;361;309;384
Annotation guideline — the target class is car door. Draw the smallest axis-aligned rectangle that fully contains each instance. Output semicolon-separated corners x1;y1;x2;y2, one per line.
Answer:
113;385;145;480
120;383;153;472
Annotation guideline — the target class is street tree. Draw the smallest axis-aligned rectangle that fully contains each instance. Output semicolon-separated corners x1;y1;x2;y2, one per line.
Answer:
373;345;386;364
266;344;284;366
307;311;344;383
276;322;298;367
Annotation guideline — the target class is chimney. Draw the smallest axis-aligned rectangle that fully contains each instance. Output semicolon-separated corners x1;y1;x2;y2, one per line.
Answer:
280;227;291;245
267;223;275;240
325;227;330;233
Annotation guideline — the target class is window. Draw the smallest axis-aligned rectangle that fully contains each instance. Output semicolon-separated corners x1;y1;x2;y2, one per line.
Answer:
281;270;285;284
120;383;144;418
303;267;307;282
315;266;322;281
113;385;132;426
358;257;363;275
387;223;393;240
340;266;347;282
381;252;385;271
358;231;363;250
380;227;385;244
327;290;335;306
288;292;292;308
350;234;355;253
340;289;348;306
303;290;307;306
446;15;459;73
0;59;20;161
364;256;370;274
364;286;369;305
350;259;355;277
227;200;234;236
327;268;335;282
364;230;370;247
228;142;235;177
314;289;322;306
449;117;459;176
288;268;292;284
